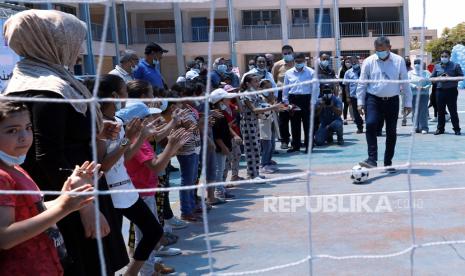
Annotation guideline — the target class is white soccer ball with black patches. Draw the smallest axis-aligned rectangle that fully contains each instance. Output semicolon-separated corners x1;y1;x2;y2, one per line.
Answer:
351;165;369;183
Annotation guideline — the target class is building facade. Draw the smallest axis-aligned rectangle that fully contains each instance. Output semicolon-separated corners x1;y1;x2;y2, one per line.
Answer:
11;0;410;86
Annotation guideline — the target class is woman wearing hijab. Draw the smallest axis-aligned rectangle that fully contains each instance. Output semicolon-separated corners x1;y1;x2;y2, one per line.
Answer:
3;10;128;275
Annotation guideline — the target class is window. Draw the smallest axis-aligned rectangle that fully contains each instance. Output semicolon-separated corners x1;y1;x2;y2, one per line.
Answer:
425;36;433;40
292;9;309;25
242;10;281;26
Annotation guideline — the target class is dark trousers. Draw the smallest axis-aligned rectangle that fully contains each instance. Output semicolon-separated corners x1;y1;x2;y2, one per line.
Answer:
350;97;364;130
279;111;291;144
365;94;399;166
117;198;163;261
289;94;311;150
436;87;460;131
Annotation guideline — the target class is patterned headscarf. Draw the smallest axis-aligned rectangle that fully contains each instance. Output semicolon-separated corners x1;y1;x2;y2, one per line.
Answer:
3;9;102;130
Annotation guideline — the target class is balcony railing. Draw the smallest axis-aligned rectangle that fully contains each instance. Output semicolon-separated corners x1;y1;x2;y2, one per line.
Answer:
289;23;333;39
144;28;176;43
340;21;403;37
91;23;114;42
237;24;282;41
185;26;229;42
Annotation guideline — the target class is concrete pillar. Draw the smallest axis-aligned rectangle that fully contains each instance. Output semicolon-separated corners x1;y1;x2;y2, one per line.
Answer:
227;0;237;66
78;3;95;75
173;3;185;75
111;3;120;67
333;0;341;72
279;0;288;45
402;0;410;56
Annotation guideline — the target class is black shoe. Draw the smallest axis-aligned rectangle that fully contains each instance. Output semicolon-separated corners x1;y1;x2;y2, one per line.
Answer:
455;130;461;135
359;159;377;168
356;128;364;134
303;149;308;154
168;164;179;172
287;148;300;153
415;129;421;134
384;167;397;174
434;129;445;135
377;131;383;137
273;151;280;154
337;139;344;146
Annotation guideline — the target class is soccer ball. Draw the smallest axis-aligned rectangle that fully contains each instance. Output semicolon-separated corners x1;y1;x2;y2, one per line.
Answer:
351;165;369;183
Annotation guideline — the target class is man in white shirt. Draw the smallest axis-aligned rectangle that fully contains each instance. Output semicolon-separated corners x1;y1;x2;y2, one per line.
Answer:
356;36;412;172
283;52;317;153
109;50;139;83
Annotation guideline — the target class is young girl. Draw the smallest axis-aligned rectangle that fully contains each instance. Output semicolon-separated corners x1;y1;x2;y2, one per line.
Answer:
239;74;284;180
0;100;98;275
95;74;163;276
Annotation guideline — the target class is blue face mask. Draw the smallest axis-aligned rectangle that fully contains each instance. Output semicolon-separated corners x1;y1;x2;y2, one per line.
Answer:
295;63;305;70
217;64;227;73
0;150;26;166
283;54;294;62
441;57;449;64
414;64;421;71
352;64;360;70
114;102;122;111
320;60;330;68
376;51;389;60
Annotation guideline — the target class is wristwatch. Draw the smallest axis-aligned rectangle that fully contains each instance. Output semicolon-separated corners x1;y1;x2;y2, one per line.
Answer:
119;137;130;148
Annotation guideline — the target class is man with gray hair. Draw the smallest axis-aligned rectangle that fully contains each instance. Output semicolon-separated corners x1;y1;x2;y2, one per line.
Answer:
356;36;411;173
109;49;139;83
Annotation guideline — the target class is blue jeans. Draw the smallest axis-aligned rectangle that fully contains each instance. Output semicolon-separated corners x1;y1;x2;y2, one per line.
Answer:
412;94;429;131
365;94;399;166
314;120;343;146
177;153;199;216
260;139;273;166
214;152;227;194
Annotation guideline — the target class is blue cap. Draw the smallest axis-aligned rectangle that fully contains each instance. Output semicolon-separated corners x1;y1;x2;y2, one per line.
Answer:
115;101;161;124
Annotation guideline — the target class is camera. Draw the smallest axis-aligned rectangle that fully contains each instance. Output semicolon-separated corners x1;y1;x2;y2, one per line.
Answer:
320;84;333;105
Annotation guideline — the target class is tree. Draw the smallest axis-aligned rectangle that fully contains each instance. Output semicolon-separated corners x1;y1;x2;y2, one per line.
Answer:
426;23;465;60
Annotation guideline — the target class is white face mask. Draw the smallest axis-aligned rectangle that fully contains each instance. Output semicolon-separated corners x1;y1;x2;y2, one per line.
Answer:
131;65;139;72
0;150;26;166
114;102;122;111
219;103;227;111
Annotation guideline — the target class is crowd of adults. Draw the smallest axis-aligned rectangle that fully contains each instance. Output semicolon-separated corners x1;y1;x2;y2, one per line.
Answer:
0;9;463;276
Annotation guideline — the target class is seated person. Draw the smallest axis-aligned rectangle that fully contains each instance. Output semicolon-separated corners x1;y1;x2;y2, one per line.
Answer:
315;84;344;146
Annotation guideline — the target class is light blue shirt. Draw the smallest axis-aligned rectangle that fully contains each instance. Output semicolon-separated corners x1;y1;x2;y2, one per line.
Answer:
408;69;431;95
283;66;317;104
356;52;411;107
242;68;278;97
343;68;361;98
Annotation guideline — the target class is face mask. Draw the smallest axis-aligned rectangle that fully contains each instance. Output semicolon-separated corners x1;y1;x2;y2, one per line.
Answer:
131;65;139;72
193;68;200;74
248;65;255;70
114;101;122;111
320;60;330;68
353;64;360;70
345;62;352;69
295;63;305;70
414;64;421;71
219;103;227;111
376;51;389;60
217;64;227;73
160;100;168;112
0;150;26;166
441;57;449;64
283;54;294;62
257;67;266;72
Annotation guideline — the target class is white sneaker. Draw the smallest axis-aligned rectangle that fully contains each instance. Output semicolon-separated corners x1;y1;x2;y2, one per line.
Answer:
430;117;438;122
260;165;277;174
421;130;428;134
166;216;188;230
163;224;173;234
155;246;182;257
446;114;451;122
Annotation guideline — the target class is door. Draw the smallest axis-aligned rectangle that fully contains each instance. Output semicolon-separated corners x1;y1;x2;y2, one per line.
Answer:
191;17;209;42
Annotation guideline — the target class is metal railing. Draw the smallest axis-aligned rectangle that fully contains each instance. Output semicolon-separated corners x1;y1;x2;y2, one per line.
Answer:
237;24;282;41
143;27;176;43
288;23;333;39
91;23;114;42
186;26;229;42
340;21;403;37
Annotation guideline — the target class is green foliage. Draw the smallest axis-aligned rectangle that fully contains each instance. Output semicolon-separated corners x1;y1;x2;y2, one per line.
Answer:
426;23;465;59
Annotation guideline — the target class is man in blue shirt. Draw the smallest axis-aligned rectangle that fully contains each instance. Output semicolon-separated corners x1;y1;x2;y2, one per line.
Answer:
133;42;167;91
431;49;464;135
283;52;317;153
343;56;364;133
315;84;344;146
356;36;411;172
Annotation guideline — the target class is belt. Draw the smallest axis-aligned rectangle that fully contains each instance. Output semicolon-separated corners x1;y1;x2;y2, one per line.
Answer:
370;94;397;101
108;179;131;189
